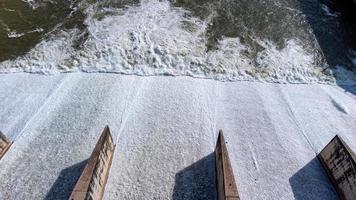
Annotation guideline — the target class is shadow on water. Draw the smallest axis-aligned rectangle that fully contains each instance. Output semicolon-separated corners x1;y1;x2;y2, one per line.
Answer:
172;153;216;200
44;159;87;200
297;0;356;94
289;157;338;200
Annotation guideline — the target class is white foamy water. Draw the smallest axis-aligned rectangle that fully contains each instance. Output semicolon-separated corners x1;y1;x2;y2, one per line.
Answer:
7;32;26;38
321;4;340;17
0;0;354;83
0;29;77;73
7;28;44;39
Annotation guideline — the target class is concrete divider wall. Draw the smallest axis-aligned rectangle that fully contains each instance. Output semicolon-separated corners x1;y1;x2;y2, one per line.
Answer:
69;126;115;200
318;135;356;200
0;131;11;160
215;130;240;200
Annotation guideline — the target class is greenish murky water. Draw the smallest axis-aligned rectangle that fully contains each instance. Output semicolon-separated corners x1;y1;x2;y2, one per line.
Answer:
0;0;355;83
0;0;74;60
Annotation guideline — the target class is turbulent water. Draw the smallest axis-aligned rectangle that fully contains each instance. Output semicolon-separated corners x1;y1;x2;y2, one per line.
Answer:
0;0;355;83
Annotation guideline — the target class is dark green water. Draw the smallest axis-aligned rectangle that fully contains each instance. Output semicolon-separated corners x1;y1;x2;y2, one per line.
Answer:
0;0;87;61
172;0;356;69
0;0;355;83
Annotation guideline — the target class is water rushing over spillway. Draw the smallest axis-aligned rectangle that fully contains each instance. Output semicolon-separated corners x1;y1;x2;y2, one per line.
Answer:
0;0;355;83
0;73;356;199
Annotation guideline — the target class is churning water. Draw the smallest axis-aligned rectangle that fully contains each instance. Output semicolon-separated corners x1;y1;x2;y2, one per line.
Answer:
0;0;355;83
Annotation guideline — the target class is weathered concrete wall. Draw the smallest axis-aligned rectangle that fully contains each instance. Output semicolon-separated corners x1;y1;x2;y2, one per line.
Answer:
215;130;239;200
69;126;115;200
318;135;356;200
0;131;11;160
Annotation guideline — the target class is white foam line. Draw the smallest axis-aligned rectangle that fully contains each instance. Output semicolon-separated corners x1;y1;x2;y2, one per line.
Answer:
248;142;260;172
211;81;219;148
277;85;318;155
115;78;145;144
12;75;68;141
